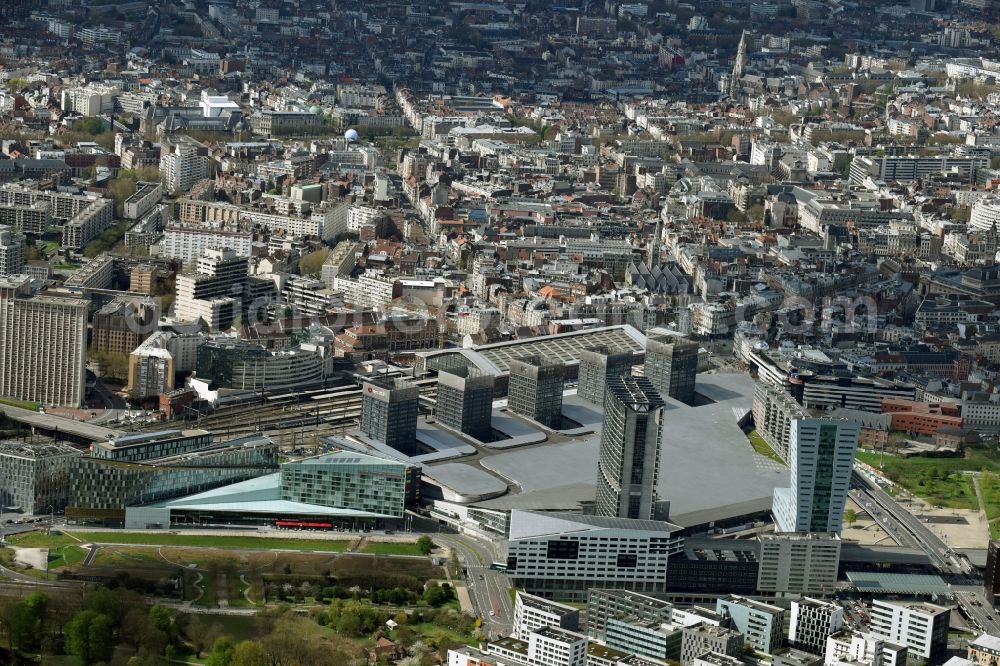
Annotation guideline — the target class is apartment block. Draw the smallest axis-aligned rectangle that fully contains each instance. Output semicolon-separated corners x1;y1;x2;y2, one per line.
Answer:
869;600;949;663
513;591;580;640
789;598;846;655
0;276;88;407
716;595;785;654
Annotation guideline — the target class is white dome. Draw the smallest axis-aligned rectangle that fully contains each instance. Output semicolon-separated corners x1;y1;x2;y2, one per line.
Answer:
344;129;359;141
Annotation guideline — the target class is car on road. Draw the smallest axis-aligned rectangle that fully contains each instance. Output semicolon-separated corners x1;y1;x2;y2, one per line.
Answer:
489;611;495;616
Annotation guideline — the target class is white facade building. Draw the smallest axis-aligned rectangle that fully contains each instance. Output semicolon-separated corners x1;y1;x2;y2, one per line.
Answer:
772;419;859;534
869;600;949;662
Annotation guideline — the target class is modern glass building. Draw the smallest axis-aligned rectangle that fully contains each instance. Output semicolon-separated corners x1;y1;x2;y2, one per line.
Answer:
644;336;698;405
281;451;409;517
507;355;565;428
360;377;420;455
578;346;633;407
436;366;494;440
0;441;82;513
68;431;278;525
595;375;665;521
772;418;859;534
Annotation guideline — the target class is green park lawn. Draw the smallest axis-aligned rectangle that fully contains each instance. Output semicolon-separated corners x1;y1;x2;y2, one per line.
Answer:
855;449;1000;511
359;541;425;556
747;430;785;465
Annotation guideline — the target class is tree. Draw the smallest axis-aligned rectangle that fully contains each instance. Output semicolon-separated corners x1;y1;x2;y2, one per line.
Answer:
66;610;115;664
206;635;236;666
844;508;858;527
8;592;47;652
231;640;269;666
416;535;434;555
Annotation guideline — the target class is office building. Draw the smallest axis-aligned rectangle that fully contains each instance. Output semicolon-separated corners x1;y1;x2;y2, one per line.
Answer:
789;598;845;655
280;450;410;517
195;339;325;390
644;336;698;404
508;356;565;428
772;419;859;534
586;589;674;642
825;631;908;666
595;375;665;521
578;346;633;406
68;430;277;525
986;540;1000;605
0;225;25;276
360;378;420;456
436;367;495;440
514;591;580;640
667;538;761;595
0;276;88;407
716;595;785;654
680;624;745;666
757;532;841;597
505;510;683;602
0;441;82;514
869;600;949;663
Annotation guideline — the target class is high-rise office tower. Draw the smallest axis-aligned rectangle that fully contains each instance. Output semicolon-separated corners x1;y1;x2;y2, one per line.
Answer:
595;375;665;521
0;276;88;407
986;540;1000;605
644;336;698;405
772;419;859;534
360;377;420;455
436;366;494;440
0;225;25;276
578;346;633;407
508;355;565;428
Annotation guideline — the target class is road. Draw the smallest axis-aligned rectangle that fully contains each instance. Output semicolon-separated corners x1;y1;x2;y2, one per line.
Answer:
432;530;514;639
851;469;969;574
954;589;1000;635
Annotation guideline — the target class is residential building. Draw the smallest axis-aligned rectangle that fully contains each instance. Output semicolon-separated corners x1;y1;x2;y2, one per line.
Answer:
869;600;949;663
486;626;589;666
0;276;88;407
595;374;665;521
436;367;495;440
513;591;580;640
586;589;674;642
249;110;323;136
824;630;908;666
772;419;859;534
692;654;746;666
967;634;1000;666
160;137;211;194
0;225;25;276
123;182;162;220
578;346;634;407
360;377;420;455
0;441;82;513
508;356;565;428
608;618;683;663
160;224;254;262
505;510;683;602
644;336;698;404
91;296;159;356
716;595;785;654
757;532;842;597
790;598;846;656
680;624;745;666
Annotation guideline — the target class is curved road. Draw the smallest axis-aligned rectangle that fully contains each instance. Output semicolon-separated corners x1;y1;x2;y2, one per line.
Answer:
433;531;514;639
